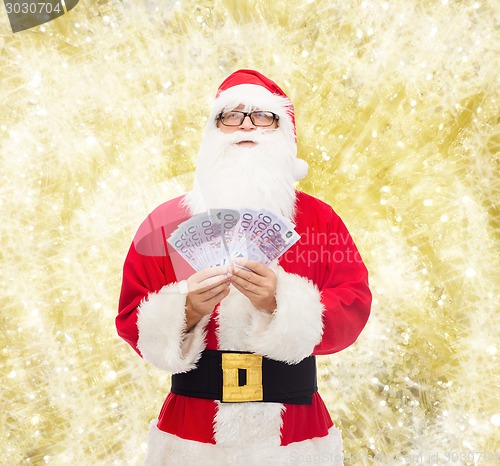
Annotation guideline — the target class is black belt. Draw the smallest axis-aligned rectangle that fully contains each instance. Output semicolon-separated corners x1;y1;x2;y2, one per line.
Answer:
171;349;317;404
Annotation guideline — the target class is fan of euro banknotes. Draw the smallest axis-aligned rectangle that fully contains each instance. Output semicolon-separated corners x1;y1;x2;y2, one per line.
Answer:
167;208;300;271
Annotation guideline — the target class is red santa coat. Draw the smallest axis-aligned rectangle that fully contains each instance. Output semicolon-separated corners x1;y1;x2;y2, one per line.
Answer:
117;190;371;466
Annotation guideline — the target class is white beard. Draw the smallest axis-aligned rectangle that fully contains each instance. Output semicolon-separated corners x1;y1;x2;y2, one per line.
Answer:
184;127;297;220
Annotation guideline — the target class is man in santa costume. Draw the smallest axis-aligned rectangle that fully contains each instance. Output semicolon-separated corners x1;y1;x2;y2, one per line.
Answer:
117;69;371;465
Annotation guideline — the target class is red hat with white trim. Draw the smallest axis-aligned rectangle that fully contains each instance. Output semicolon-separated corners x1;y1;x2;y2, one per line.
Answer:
209;69;309;181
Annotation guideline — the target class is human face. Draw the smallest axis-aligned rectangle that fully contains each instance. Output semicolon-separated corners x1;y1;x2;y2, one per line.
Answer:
216;104;278;147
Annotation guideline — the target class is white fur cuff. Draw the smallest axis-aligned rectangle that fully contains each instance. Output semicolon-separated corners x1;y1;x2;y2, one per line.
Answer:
246;267;324;363
137;282;209;374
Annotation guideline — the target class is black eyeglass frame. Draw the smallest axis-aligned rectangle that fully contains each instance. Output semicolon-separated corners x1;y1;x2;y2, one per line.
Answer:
216;111;279;127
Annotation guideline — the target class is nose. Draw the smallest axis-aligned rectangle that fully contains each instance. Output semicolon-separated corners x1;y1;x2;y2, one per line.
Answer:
239;114;256;130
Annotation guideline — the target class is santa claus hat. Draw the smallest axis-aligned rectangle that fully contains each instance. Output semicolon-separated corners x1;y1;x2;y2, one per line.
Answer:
207;69;309;181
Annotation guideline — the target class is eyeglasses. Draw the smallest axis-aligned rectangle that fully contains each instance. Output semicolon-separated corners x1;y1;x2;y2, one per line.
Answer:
217;110;279;127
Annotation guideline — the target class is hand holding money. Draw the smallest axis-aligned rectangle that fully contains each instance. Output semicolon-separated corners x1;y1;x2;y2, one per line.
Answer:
185;266;231;331
230;259;277;313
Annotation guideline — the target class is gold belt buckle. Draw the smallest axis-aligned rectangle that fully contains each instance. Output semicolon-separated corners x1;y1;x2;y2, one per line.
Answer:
221;353;263;402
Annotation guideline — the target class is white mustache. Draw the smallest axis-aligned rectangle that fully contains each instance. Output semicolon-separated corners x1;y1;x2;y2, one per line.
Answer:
224;130;274;145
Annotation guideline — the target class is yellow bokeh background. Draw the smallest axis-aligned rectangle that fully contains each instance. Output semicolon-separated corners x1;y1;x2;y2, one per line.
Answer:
1;0;498;464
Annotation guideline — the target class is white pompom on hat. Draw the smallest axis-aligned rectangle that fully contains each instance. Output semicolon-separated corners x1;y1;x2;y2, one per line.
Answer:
207;69;309;182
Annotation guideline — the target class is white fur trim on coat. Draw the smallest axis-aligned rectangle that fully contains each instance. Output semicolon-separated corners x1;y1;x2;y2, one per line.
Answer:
214;401;284;447
246;267;324;364
137;282;209;374
143;421;343;466
216;286;260;351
